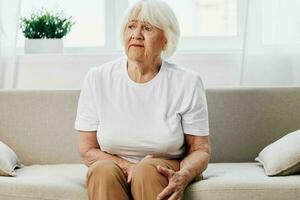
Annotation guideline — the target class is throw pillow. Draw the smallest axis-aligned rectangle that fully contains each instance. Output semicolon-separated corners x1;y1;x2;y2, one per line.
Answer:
0;141;23;176
255;129;300;176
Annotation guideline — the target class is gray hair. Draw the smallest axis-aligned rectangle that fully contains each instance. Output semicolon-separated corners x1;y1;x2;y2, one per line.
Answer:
120;0;180;58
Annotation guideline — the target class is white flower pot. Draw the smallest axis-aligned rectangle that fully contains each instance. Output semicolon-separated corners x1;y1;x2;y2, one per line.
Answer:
24;39;63;54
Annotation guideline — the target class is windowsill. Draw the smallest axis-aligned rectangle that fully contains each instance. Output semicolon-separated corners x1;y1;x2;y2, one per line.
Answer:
16;49;243;57
15;50;243;65
16;51;242;65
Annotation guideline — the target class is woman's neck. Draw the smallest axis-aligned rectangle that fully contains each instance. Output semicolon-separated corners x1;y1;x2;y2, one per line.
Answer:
127;58;162;83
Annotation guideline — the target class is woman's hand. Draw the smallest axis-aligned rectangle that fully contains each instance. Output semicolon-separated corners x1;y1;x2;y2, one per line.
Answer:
126;163;137;183
156;165;190;200
119;162;135;182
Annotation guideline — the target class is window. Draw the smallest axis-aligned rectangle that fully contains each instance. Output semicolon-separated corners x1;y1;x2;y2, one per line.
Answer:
127;0;243;51
17;0;105;48
129;0;237;37
17;0;246;54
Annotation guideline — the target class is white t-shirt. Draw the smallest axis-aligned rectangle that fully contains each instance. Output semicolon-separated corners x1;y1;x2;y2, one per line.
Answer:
75;57;209;163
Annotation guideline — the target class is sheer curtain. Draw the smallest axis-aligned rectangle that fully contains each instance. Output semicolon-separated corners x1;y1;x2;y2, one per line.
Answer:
240;0;300;86
0;0;20;88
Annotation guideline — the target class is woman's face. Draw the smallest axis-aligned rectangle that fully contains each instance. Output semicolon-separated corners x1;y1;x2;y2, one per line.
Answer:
124;12;167;63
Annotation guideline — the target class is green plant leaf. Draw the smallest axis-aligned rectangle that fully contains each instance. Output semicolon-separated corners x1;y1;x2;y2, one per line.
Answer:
20;9;75;39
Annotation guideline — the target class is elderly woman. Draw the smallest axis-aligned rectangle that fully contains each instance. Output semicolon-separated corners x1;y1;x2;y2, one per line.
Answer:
75;0;211;199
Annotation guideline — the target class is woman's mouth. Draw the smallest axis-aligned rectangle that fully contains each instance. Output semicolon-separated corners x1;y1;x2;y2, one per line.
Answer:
130;44;144;48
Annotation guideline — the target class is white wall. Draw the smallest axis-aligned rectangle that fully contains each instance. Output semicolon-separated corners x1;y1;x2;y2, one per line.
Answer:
15;52;242;89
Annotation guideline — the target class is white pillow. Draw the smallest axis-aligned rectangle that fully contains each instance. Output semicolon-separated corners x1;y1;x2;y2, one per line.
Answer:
0;141;23;176
255;129;300;176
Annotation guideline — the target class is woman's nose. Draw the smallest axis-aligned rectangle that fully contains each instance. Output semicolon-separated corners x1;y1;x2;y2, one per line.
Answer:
132;27;143;40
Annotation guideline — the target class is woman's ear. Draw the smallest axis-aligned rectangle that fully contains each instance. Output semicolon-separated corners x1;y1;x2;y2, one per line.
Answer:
162;40;167;50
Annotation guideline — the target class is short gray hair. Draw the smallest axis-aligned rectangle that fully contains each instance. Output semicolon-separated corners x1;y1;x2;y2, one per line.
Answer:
120;0;180;59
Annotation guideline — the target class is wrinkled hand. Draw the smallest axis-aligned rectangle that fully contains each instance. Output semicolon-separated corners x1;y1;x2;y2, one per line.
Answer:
156;166;189;200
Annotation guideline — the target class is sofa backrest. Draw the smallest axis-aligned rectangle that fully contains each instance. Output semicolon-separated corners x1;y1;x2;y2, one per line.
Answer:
0;88;300;165
207;87;300;163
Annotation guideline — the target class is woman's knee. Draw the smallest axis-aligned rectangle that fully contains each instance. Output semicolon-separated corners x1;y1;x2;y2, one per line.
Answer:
131;158;163;182
86;160;121;182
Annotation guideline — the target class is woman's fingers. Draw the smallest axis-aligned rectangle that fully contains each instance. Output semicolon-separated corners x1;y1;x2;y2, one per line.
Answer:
156;184;174;200
167;191;181;200
156;166;187;200
127;164;136;183
157;165;174;178
156;165;178;199
127;170;132;183
143;155;154;160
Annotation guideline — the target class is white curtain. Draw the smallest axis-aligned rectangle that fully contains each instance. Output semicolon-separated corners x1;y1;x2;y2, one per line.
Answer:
0;0;20;88
240;0;300;86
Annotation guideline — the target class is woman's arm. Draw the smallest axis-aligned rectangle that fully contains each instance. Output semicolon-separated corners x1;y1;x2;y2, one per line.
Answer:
76;131;134;176
156;134;211;200
179;134;211;183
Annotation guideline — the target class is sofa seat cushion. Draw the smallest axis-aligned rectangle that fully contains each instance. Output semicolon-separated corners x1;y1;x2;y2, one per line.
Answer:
185;163;300;200
0;164;88;200
0;163;299;200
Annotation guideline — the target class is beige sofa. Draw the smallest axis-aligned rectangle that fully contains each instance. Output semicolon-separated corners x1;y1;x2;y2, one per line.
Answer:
0;87;300;200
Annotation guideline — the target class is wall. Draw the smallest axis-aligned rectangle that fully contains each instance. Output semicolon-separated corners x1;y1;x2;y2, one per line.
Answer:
15;52;243;89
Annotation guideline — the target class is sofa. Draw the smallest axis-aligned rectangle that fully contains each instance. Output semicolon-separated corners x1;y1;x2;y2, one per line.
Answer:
0;87;300;200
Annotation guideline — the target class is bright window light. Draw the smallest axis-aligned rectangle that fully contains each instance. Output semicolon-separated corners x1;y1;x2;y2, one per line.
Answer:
17;0;242;53
17;0;105;48
128;0;237;37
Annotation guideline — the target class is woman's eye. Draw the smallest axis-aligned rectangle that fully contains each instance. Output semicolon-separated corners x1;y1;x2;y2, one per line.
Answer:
127;24;135;29
143;26;151;31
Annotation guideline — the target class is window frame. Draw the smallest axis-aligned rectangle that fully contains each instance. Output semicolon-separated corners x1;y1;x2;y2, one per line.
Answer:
16;0;247;55
179;0;248;51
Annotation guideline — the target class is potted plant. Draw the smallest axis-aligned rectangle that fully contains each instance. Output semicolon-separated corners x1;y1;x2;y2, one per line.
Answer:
20;9;75;54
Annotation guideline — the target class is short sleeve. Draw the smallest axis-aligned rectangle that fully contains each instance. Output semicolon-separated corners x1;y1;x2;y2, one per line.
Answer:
74;70;99;131
181;76;209;136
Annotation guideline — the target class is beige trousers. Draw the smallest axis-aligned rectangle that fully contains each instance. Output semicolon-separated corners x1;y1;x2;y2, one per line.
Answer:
86;158;180;200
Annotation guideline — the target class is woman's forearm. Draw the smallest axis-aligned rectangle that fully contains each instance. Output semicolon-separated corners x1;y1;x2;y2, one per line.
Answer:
179;150;210;183
82;148;133;169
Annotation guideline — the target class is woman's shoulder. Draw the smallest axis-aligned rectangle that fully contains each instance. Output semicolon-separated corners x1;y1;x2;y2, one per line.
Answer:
164;60;206;96
85;57;125;79
164;60;203;86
